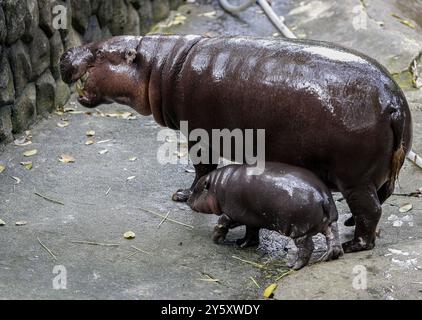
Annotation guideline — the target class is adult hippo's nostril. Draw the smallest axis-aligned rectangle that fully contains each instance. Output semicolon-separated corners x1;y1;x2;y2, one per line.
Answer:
60;46;94;84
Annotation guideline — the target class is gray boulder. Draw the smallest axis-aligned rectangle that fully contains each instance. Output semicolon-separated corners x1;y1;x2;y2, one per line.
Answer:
3;0;28;44
50;31;64;79
0;48;15;105
36;69;56;116
0;105;14;143
23;0;40;43
9;41;32;96
29;27;50;79
11;83;37;133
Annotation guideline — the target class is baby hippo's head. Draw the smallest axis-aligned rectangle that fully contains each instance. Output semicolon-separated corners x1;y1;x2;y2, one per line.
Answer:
187;174;222;215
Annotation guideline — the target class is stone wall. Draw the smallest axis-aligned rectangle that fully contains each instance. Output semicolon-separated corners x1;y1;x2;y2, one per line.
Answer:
0;0;183;145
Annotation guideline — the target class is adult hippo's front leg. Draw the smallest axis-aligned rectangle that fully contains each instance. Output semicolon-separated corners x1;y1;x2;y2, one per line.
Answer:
172;163;218;202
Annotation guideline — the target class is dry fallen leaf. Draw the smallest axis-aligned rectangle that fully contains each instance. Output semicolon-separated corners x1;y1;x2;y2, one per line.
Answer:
23;149;38;157
263;283;278;298
86;130;95;136
85;139;95;145
98;149;108;155
14;136;32;146
127;176;136;181
199;11;217;18
59;154;75;163
129;157;137;162
0;218;5;226
15;221;27;226
123;231;136;239
12;176;21;184
0;165;5;173
399;203;413;213
20;161;33;170
57;121;69;128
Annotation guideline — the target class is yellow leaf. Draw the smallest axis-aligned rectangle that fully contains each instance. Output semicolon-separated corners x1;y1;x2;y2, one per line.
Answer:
86;130;95;136
124;231;136;239
399;203;413;213
20;161;33;170
59;154;75;163
0;165;5;173
85;139;95;145
15;221;27;226
23;149;38;157
263;283;278;298
57;121;69;128
98;149;108;155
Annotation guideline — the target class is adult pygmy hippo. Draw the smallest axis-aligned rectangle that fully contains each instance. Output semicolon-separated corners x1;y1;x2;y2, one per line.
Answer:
60;34;413;253
187;163;344;270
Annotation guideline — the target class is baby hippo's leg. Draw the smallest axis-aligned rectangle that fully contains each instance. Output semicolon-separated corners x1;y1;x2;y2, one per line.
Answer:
323;222;344;261
236;226;260;248
290;235;314;270
212;214;241;244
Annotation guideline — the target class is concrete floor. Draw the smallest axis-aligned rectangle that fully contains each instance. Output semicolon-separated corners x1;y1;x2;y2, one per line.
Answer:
1;0;422;299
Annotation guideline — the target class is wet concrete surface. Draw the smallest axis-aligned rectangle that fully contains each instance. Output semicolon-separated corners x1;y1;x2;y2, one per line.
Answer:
1;0;422;299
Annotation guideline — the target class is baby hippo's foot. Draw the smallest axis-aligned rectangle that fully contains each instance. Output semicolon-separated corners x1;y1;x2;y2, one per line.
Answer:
289;236;314;270
172;188;191;202
323;222;344;261
236;226;260;248
212;224;229;244
212;214;241;244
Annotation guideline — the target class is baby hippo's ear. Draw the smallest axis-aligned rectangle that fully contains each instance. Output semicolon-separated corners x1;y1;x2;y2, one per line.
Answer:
125;48;137;64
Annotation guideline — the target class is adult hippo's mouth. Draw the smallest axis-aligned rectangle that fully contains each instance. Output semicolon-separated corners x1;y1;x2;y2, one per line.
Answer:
74;71;107;108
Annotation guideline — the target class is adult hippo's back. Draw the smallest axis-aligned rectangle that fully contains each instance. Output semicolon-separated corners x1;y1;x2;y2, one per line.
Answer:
60;35;413;253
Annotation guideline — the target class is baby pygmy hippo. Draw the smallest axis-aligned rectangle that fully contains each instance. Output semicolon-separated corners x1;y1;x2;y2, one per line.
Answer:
187;163;343;270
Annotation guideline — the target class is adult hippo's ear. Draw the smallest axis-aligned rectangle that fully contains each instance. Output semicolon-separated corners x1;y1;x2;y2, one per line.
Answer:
125;48;137;64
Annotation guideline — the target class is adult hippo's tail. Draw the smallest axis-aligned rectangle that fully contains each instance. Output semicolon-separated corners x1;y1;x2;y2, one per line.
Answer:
384;90;413;202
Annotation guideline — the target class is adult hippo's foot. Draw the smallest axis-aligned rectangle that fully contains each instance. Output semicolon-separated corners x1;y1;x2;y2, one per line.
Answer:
341;184;381;253
342;238;375;253
172;189;191;202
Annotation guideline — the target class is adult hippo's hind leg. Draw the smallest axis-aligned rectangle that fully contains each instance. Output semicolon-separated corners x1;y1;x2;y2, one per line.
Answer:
341;184;381;253
172;163;218;202
344;179;393;227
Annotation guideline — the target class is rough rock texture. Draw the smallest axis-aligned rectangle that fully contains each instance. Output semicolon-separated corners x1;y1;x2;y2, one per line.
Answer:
11;83;37;134
0;105;13;144
0;0;182;145
0;49;15;106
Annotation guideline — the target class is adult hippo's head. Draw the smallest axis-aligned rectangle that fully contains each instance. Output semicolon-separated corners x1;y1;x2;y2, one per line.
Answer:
60;36;148;113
